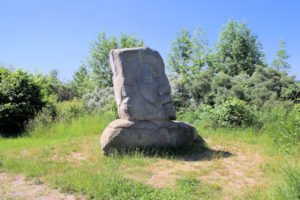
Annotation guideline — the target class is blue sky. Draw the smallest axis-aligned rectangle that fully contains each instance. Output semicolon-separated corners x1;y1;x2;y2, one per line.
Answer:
0;0;299;81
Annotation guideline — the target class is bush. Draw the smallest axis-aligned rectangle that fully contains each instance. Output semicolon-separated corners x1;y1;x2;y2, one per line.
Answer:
201;98;256;128
84;87;116;112
261;102;300;153
26;99;91;132
0;68;45;136
169;65;299;109
33;70;79;102
169;72;192;108
26;101;57;131
177;104;201;125
188;71;214;106
55;99;86;121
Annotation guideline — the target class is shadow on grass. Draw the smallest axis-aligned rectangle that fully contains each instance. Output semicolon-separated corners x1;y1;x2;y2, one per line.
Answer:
107;137;233;162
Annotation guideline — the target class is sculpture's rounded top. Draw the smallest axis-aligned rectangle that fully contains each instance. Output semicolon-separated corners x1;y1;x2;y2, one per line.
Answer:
110;46;159;55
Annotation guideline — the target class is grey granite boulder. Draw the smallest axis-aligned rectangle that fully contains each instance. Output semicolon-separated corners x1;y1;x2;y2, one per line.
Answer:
100;119;198;154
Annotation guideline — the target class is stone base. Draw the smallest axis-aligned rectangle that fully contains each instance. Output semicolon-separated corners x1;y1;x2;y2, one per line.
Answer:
100;119;199;155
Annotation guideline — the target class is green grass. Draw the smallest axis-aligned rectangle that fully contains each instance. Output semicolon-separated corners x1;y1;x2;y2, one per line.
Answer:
0;111;299;199
274;161;300;200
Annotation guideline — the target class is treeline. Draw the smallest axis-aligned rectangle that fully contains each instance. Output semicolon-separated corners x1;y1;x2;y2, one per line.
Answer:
0;33;144;136
168;20;298;107
166;20;299;153
1;19;299;146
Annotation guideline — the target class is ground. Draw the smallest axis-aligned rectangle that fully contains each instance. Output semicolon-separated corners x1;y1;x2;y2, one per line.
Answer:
121;137;271;199
0;172;84;200
0;134;275;200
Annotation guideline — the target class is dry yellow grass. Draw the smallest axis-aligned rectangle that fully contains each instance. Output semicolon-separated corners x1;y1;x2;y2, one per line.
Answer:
0;172;84;200
121;137;270;198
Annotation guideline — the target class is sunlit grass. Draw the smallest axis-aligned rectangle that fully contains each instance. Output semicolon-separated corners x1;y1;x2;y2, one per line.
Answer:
0;111;299;199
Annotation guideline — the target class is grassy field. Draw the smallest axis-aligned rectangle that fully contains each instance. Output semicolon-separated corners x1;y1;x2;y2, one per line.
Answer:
0;112;299;200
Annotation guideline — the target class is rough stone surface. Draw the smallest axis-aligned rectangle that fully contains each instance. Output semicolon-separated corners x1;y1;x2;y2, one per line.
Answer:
110;47;176;121
100;119;198;154
100;47;202;154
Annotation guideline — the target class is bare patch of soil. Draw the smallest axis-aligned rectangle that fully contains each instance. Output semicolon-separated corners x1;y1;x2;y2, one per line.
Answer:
123;138;269;196
51;152;87;163
0;172;84;200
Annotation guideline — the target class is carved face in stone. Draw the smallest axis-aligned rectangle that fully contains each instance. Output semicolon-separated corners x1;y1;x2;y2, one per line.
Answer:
110;47;176;121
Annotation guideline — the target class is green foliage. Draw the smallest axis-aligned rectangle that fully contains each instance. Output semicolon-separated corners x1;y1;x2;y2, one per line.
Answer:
215;19;265;76
88;32;143;88
172;65;299;108
250;67;299;106
211;72;233;105
187;71;214;105
83;86;117;114
179;100;300;152
0;67;45;136
168;72;191;108
177;105;202;126
272;39;291;71
26;99;90;132
33;69;78;102
26;102;57;130
178;98;256;128
167;20;299;116
72;64;94;98
202;98;256;128
167;21;270;108
55;99;86;121
275;163;300;200
261;102;300;153
167;27;209;76
167;27;210;107
230;73;252;102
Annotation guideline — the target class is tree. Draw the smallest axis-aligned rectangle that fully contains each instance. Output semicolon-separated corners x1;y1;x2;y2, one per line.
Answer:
33;69;78;102
230;73;252;102
73;64;94;97
167;27;209;77
211;72;233;104
167;27;210;107
215;19;265;76
250;66;299;105
0;67;45;136
88;33;143;88
271;39;291;71
187;71;214;105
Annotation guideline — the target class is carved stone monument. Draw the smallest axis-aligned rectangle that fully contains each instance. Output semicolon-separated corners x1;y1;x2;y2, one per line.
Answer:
100;47;200;154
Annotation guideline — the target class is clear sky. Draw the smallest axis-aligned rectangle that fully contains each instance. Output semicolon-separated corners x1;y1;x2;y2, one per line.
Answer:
0;0;299;81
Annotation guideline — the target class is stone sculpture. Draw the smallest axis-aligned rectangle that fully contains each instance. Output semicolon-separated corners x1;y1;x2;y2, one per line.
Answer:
100;47;200;154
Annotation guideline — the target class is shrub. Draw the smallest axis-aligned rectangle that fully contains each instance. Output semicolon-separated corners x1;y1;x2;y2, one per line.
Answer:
261;102;300;153
187;71;214;106
83;87;116;112
231;73;252;102
201;98;256;128
168;72;192;108
55;99;86;121
26;99;92;132
33;70;79;102
0;68;45;136
26;101;57;131
177;104;201;125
